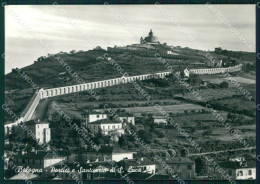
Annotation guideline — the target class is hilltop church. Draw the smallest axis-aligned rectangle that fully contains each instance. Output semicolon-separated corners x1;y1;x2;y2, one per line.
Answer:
140;29;160;45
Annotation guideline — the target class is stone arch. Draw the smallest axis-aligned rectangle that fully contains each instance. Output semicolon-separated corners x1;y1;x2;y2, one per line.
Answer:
107;81;110;86
60;88;62;95
101;82;103;87
64;88;66;94
50;90;53;96
75;86;78;92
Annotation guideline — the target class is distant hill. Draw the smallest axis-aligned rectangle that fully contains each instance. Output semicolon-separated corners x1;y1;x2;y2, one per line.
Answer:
5;44;255;92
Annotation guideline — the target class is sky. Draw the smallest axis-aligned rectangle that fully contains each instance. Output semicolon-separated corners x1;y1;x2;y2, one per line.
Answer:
5;4;255;74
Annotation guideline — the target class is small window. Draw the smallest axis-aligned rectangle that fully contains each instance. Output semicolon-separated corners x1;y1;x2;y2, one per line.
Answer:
113;125;115;129
108;126;110;129
248;170;252;175
237;170;243;176
97;115;100;118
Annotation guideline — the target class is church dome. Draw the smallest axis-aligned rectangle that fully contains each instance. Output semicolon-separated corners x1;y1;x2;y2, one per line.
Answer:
142;29;159;44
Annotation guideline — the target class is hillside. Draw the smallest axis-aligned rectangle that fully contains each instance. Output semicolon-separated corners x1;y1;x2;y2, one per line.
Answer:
4;44;255;121
5;44;255;91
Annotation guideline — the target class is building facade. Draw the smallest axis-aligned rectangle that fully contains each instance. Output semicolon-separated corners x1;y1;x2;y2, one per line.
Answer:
117;112;135;125
84;112;108;123
13;150;66;169
87;120;124;135
153;116;167;125
140;29;159;44
121;157;156;174
26;120;51;144
158;157;195;179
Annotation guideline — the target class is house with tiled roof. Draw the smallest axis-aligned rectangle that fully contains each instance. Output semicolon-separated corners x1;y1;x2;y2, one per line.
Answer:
13;150;68;169
25;120;51;144
87;119;124;135
117;112;135;125
69;146;134;163
119;157;156;174
157;157;195;179
208;159;256;180
81;111;108;124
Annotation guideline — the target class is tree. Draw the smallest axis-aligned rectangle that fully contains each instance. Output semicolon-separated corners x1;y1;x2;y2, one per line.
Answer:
118;135;128;147
219;81;229;88
70;50;76;54
180;148;189;157
195;157;206;175
137;130;153;144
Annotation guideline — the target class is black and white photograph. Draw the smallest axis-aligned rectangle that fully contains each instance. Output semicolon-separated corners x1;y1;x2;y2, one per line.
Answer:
2;2;258;182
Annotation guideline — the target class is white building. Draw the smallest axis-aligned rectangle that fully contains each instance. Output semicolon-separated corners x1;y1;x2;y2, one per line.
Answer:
13;150;67;169
184;68;190;78
82;112;108;124
209;160;256;180
87;120;124;135
122;157;156;174
71;146;134;163
112;150;134;162
153;116;167;125
117;112;135;125
26;120;51;144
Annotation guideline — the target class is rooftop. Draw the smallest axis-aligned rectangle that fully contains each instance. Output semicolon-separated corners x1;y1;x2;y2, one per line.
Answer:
81;111;107;115
85;146;132;154
13;150;67;159
24;120;49;126
219;160;256;169
152;116;167;119
117;112;134;117
89;119;121;125
165;157;195;164
123;157;155;166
